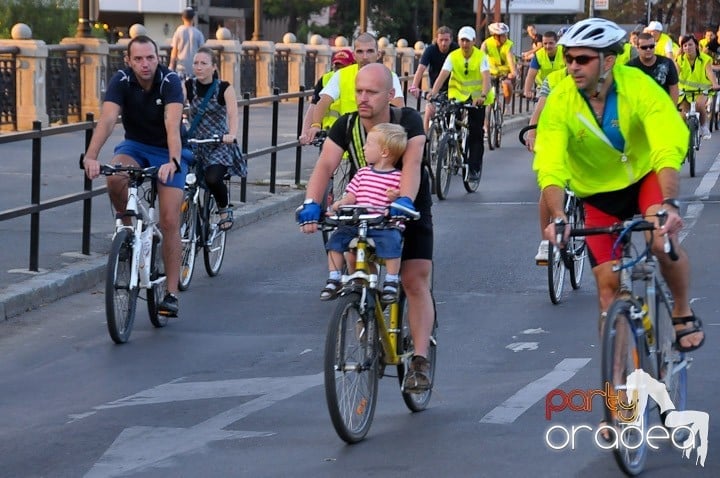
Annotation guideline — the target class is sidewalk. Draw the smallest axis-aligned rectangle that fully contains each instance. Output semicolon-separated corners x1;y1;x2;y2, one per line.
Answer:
0;114;529;321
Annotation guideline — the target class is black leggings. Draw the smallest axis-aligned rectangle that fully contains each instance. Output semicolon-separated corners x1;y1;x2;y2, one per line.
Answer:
204;164;229;208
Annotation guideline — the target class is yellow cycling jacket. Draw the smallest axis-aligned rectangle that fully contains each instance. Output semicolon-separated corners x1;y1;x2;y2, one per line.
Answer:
676;51;714;96
533;65;688;198
484;37;514;76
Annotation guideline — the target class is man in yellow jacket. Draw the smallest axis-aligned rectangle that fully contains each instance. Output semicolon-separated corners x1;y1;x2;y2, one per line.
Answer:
481;22;517;105
534;18;704;354
429;26;491;181
523;30;564;99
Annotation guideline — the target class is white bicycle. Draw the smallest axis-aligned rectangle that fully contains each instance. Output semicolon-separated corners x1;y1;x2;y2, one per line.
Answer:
100;164;169;344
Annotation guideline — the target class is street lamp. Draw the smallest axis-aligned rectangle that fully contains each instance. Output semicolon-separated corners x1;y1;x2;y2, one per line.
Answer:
76;0;91;38
252;0;263;40
360;0;367;33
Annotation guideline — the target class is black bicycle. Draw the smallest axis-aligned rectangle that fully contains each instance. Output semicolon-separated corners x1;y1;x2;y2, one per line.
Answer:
519;125;586;304
434;99;481;199
178;137;230;290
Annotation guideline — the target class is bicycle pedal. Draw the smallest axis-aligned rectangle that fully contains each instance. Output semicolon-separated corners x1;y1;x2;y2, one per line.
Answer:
535;259;549;266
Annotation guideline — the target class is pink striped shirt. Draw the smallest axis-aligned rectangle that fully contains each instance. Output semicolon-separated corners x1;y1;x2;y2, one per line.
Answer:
346;166;402;207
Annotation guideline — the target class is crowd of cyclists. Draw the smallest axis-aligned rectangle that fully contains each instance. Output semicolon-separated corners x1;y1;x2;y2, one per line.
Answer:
80;15;708;411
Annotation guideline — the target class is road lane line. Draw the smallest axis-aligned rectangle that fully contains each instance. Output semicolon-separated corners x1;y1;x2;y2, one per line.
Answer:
680;151;720;243
479;358;591;425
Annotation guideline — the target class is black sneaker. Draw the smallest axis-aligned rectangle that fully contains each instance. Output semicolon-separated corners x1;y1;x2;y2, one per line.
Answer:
467;170;481;181
403;355;432;393
158;293;179;317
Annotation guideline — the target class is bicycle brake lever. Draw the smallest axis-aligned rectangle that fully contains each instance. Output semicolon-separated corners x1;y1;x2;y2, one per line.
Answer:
657;210;679;261
553;217;566;247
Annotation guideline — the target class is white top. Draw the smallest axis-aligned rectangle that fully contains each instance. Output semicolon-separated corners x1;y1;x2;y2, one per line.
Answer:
320;69;404;100
441;55;490;72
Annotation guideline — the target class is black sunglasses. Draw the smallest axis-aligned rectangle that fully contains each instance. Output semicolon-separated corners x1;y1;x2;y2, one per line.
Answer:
638;44;656;50
564;53;599;65
464;60;469;75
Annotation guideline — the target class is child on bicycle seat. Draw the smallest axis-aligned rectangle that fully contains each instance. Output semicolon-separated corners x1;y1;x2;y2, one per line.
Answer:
321;123;407;303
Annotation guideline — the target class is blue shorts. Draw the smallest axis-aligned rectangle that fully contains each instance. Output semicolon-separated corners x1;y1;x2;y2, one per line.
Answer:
114;139;192;189
327;226;403;259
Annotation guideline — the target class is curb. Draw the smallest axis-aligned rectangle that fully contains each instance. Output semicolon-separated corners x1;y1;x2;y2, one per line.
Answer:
0;189;305;321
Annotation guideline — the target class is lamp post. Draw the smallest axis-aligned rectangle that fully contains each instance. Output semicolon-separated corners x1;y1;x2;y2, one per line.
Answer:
433;0;438;37
360;0;367;33
252;0;263;40
76;0;91;38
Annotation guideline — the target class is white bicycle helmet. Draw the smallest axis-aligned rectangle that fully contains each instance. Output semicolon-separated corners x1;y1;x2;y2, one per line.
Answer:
558;18;626;52
488;22;510;36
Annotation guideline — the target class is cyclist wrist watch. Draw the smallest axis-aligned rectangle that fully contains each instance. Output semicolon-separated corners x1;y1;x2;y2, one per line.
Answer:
662;198;680;209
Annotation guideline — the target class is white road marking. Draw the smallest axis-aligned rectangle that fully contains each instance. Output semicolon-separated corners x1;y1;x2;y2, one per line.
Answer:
82;373;323;477
480;358;591;424
506;342;539;352
522;328;548;335
680;151;720;243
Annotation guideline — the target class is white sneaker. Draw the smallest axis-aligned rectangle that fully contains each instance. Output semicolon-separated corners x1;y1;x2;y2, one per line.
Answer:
535;240;549;264
702;126;711;140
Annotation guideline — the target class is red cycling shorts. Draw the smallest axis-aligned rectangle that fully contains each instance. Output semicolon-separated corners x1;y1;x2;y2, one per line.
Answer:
583;172;663;267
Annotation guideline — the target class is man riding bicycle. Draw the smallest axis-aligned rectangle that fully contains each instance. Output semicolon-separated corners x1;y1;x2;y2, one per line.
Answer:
297;63;435;393
481;22;517;106
533;18;705;353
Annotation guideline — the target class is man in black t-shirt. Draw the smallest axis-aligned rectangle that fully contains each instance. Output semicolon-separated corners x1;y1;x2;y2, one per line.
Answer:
409;26;459;131
297;63;435;393
627;32;679;104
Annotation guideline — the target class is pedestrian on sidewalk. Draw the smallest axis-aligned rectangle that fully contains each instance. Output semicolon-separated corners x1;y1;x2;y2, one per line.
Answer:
170;7;205;79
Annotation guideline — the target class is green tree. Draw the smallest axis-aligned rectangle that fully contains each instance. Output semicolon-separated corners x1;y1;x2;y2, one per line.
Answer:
263;0;335;42
0;0;78;44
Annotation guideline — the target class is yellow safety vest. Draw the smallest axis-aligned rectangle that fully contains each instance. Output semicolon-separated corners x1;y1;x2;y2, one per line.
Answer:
615;43;635;65
676;52;714;102
337;63;360;114
447;48;494;105
321;70;342;129
484;37;514;76
535;45;564;84
655;33;679;58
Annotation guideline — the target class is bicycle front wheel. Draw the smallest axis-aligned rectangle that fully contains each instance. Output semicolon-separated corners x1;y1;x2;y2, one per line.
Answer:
435;135;453;200
547;242;566;304
655;286;688;417
147;234;169;328
106;229;138;344
602;300;649;476
568;200;586;290
687;118;697;178
203;192;227;277
179;194;199;291
486;105;496;151
492;102;503;149
397;291;438;412
324;292;379;443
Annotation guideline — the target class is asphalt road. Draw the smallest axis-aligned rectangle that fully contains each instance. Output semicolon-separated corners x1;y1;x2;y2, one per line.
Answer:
1;130;719;477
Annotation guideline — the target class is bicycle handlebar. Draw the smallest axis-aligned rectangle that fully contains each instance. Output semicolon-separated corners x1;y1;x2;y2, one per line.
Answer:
553;212;678;261
98;164;159;178
310;130;328;147
187;136;238;145
322;204;419;229
518;124;537;146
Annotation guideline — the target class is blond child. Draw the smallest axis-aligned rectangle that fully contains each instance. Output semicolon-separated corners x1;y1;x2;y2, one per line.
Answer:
321;123;408;303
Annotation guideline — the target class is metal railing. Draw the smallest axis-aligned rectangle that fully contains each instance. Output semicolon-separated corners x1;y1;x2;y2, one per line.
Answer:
0;46;19;129
46;45;82;124
0;73;530;272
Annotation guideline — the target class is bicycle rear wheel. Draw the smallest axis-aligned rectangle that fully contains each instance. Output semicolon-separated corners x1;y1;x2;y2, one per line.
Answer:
106;229;138;344
602;300;649;476
568;199;586;290
203;192;227;277
178;194;199;291
655;285;688;417
547;242;566;304
324;291;379;443
462;126;481;192
147;234;169;328
427;122;442;194
397;290;438;412
435;135;453;200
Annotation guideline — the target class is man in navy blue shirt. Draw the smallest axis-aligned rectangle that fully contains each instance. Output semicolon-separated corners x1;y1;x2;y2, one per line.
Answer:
82;35;187;317
409;26;458;131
